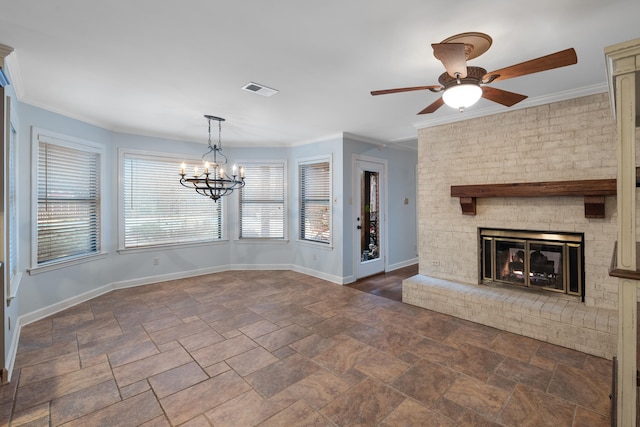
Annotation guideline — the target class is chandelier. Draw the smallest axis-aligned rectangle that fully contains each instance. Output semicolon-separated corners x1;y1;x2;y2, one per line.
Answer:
179;115;245;201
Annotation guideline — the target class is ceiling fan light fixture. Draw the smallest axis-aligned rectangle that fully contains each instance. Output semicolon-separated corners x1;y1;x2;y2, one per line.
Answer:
442;83;482;112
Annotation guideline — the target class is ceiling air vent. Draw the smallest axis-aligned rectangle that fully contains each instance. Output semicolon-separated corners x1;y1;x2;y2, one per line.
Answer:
241;82;278;97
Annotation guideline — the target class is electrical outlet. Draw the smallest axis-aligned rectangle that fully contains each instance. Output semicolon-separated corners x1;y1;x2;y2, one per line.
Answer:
153;257;159;266
312;254;317;261
431;260;440;266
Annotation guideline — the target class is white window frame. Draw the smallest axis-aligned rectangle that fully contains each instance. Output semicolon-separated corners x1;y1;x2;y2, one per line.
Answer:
237;160;287;241
29;128;107;273
118;148;226;251
297;154;332;247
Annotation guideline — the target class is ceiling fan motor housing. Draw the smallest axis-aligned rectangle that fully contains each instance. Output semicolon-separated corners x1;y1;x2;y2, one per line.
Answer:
438;66;487;88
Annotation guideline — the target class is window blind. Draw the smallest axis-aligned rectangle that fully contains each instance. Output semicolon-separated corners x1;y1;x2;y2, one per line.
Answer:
37;141;101;264
239;163;285;239
299;161;331;244
122;153;223;248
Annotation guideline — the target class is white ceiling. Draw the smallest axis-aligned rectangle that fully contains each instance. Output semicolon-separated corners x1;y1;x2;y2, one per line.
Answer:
0;0;638;148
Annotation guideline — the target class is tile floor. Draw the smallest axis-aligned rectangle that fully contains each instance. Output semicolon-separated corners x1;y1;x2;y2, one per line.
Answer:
1;270;612;426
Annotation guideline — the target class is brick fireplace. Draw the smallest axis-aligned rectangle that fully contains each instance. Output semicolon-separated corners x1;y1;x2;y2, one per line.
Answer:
403;93;626;359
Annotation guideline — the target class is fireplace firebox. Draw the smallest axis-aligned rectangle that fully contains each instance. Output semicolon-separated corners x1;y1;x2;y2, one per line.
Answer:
479;228;584;299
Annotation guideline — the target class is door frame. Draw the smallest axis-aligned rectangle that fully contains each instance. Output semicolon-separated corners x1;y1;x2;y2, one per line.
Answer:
352;154;387;280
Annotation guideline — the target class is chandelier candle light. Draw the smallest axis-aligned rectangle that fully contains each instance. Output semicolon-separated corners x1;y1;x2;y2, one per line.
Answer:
179;115;245;201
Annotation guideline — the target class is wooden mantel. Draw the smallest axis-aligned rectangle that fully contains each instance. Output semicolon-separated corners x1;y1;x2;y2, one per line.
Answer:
450;178;618;218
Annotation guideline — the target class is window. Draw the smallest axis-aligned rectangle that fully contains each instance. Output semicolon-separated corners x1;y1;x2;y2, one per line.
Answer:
239;162;286;239
121;150;223;249
33;129;104;267
299;158;331;244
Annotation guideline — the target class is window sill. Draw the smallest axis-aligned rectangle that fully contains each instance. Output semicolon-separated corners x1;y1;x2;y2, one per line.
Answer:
28;252;109;275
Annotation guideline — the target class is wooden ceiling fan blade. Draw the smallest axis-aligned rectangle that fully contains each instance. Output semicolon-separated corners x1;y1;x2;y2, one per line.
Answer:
371;85;441;96
482;86;528;107
432;43;467;78
483;48;577;83
417;97;445;114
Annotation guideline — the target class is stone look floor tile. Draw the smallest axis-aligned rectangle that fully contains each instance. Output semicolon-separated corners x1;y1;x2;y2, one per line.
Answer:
112;346;192;387
9;402;50;427
285;370;351;409
352;348;410;383
14;361;113;412
548;362;611;416
18;353;80;386
535;342;587;369
498;383;576;426
379;398;456;426
148;361;208;399
63;389;163;427
488;331;541;363
226;346;279;377
50;379;120;425
391;359;459;407
190;334;257;367
238;319;281;339
246;353;320;398
320;378;405;426
312;337;378;375
253;324;311;351
7;269;612;426
205;389;296;427
14;340;78;369
78;327;149;361
178;328;226;352
573;406;610;427
107;339;159;368
494;356;553;392
160;368;251;425
447;343;505;382
444;376;510;419
260;400;332;427
147;318;212;345
444;322;500;349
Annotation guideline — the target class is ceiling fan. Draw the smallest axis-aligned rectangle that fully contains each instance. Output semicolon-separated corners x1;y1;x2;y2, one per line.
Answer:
371;32;577;114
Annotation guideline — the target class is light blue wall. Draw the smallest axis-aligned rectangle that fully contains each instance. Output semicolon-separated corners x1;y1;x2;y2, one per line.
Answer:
290;137;345;282
16;104;114;315
10;103;417;341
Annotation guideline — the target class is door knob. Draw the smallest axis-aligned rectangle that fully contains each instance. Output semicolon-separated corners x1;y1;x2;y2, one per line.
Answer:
357;225;362;230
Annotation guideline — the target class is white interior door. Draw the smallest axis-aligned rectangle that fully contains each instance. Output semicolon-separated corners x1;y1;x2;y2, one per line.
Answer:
354;158;385;279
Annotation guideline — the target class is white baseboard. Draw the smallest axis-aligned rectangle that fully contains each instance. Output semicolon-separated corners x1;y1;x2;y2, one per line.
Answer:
4;320;21;383
112;266;228;290
228;264;292;271
19;282;114;327
291;265;343;284
387;258;418;272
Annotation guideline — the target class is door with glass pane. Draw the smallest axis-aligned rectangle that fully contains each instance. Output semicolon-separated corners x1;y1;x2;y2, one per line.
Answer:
354;159;385;279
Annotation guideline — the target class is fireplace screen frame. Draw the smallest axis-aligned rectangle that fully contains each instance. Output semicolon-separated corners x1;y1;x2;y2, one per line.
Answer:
479;228;584;299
